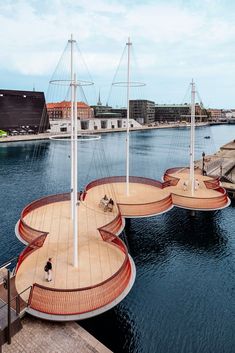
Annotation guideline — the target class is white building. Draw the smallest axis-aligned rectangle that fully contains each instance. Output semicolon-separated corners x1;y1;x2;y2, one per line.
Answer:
49;118;141;133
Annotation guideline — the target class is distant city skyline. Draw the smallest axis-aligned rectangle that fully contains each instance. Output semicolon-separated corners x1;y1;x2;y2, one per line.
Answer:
1;0;235;108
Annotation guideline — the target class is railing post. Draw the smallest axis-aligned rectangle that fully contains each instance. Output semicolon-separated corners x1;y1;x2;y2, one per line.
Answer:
27;286;32;308
16;295;20;315
7;269;11;345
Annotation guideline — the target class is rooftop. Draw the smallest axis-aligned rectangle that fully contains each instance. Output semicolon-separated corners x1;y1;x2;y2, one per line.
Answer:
47;101;91;109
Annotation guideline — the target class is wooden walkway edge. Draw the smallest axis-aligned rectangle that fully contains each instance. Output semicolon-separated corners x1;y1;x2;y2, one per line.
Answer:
2;315;112;353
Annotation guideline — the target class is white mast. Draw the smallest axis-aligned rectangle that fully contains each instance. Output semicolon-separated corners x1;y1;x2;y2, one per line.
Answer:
73;73;78;268
126;37;131;196
69;34;78;267
69;34;75;220
189;79;196;195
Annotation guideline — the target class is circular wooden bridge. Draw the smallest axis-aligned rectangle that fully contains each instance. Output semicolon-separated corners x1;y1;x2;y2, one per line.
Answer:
14;171;230;320
163;167;230;210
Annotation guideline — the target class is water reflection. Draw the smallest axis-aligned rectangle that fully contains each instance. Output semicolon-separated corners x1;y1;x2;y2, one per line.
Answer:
82;304;141;353
126;209;228;267
0;141;50;161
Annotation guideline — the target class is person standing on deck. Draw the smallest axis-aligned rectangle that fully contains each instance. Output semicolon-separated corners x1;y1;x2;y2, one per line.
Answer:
44;258;53;282
194;179;200;191
183;180;188;191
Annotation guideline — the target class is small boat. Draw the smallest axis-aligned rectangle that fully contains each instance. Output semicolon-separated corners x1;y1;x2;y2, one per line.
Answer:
204;136;210;139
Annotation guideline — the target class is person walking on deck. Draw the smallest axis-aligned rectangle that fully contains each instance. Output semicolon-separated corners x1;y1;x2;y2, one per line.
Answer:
44;258;53;282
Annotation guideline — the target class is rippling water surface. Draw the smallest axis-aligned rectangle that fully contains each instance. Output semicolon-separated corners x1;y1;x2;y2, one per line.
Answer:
0;125;235;353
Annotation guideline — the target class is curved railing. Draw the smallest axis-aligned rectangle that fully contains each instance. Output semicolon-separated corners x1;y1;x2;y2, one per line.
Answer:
162;177;179;187
28;234;131;315
118;195;172;217
164;167;223;192
165;167;186;175
171;188;228;210
164;167;186;175
98;209;124;238
16;233;48;273
18;221;47;245
85;176;163;192
18;193;71;244
211;186;227;196
204;177;221;189
163;167;183;186
85;176;173;217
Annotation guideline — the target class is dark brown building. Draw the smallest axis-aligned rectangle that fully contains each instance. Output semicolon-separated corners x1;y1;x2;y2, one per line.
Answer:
110;108;127;119
130;100;155;124
155;103;208;123
0;89;49;133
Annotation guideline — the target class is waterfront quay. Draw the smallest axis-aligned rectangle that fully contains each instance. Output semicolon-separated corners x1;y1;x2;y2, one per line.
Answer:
0;122;209;144
2;315;112;353
0;275;112;353
204;139;235;182
196;139;235;197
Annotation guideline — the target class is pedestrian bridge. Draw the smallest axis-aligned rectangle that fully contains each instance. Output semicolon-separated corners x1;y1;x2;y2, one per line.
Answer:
14;171;230;320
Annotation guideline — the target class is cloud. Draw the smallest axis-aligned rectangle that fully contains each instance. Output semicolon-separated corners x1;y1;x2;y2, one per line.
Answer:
0;0;235;107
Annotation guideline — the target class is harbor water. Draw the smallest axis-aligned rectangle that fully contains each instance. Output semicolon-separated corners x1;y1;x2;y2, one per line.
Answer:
0;125;234;353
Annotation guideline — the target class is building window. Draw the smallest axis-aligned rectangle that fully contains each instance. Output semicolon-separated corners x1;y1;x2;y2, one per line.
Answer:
101;120;107;129
81;121;89;130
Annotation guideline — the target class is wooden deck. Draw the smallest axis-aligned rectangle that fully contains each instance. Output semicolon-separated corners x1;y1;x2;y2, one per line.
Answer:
85;181;171;217
16;181;170;298
15;200;124;299
86;182;170;204
168;169;221;198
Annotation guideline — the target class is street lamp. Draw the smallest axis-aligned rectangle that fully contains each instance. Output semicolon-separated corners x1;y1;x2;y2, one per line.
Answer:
202;151;206;175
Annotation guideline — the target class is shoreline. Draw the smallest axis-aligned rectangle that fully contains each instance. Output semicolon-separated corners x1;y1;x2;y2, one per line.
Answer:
195;138;235;196
0;122;211;144
2;315;112;353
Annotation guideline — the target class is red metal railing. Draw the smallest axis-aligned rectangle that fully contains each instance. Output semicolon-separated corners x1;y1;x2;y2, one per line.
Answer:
171;188;228;210
162;178;179;187
163;167;183;186
16;233;48;273
18;193;71;244
85;176;163;191
203;177;221;189
28;233;131;315
29;263;131;315
118;195;172;217
85;176;173;217
98;208;123;236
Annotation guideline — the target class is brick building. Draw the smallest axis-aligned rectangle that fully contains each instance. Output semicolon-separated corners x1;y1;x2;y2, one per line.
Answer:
47;101;94;120
207;109;224;121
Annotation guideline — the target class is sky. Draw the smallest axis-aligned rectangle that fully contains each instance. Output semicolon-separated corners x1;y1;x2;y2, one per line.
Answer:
0;0;235;108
